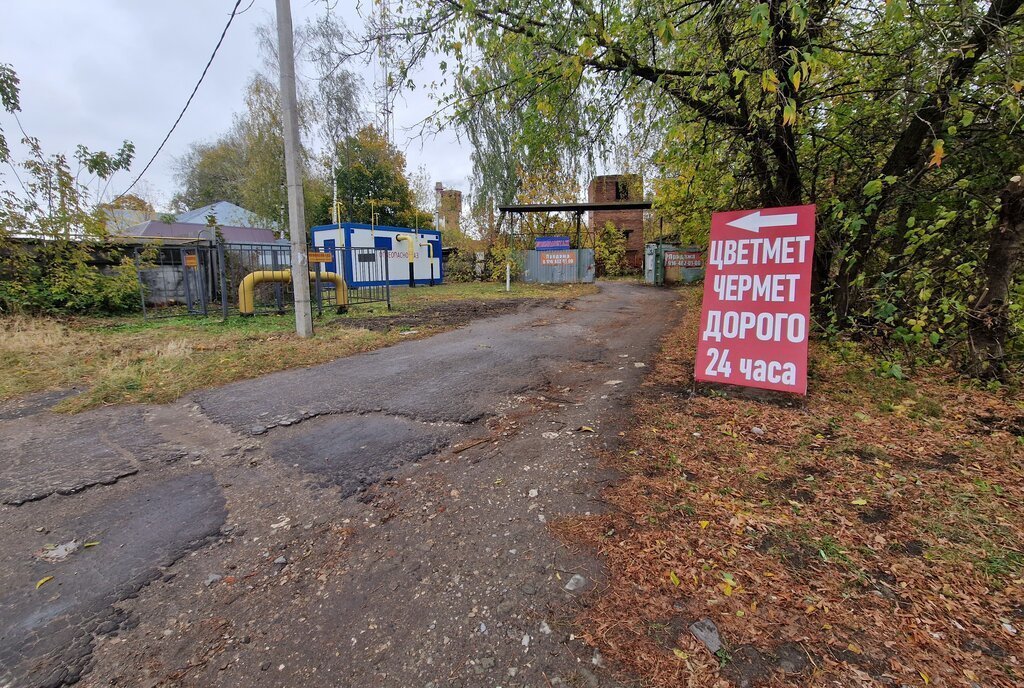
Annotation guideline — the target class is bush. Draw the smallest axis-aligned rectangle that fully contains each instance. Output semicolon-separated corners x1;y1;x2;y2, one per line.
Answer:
443;250;477;282
486;245;522;282
0;242;141;315
594;222;626;276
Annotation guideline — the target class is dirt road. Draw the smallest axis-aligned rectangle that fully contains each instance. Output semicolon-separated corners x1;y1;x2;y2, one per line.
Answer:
0;282;678;687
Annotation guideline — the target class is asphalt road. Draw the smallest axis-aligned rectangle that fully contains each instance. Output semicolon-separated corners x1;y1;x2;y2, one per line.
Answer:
0;282;678;688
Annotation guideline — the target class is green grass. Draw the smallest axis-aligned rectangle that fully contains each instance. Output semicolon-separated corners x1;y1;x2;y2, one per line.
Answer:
1;281;594;412
382;281;596;312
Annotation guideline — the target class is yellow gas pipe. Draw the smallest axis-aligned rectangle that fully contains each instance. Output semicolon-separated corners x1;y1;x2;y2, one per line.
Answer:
238;270;348;315
420;241;436;286
394;233;415;288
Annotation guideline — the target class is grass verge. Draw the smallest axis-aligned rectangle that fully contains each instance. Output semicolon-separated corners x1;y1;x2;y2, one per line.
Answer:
1;281;595;412
554;285;1024;687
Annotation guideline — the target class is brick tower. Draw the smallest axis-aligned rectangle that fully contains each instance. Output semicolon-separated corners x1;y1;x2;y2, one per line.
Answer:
587;174;644;268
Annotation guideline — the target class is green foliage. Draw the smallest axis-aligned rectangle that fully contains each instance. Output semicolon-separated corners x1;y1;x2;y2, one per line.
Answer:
594;222;627;277
333;125;427;228
443;250;477;282
486;245;522;282
0;67;140;315
0;62;21;163
397;0;1024;374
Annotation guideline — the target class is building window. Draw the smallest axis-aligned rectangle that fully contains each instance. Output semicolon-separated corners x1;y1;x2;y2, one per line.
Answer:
615;181;629;200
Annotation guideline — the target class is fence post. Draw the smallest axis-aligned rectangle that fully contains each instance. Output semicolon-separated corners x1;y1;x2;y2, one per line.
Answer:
217;240;229;321
314;259;323;317
135;248;147;320
383;248;392;310
181;249;194;313
198;250;209;316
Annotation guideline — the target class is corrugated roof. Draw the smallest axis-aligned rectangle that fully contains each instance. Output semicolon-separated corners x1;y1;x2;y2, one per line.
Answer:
174;201;273;229
125;221;281;244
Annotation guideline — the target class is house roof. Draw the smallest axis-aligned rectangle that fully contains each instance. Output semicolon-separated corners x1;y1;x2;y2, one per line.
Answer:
123;220;281;244
174;201;273;229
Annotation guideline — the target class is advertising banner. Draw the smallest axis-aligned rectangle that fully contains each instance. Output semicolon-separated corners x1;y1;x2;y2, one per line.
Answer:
539;250;576;266
535;236;571;251
695;205;816;394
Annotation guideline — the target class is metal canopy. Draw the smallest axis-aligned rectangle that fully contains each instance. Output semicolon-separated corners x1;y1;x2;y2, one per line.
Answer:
498;201;652;214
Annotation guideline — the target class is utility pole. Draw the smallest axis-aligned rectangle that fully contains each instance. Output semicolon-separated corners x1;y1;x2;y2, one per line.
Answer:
276;0;313;338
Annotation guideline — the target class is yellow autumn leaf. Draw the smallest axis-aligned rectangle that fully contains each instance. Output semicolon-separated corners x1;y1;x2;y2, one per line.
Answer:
36;576;53;589
84;541;100;548
1012;80;1023;93
669;570;681;586
847;642;863;655
699;520;710;529
851;498;868;506
920;670;930;685
928;139;945;167
721;582;734;596
673;648;688;659
792;70;801;91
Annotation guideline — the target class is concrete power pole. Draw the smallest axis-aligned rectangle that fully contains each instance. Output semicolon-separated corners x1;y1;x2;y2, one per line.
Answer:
276;0;313;338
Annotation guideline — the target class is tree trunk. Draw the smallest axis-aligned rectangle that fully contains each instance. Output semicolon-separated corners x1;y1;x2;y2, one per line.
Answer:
967;176;1024;380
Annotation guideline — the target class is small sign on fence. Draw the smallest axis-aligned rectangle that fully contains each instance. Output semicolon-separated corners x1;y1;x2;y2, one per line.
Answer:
308;252;333;263
183;254;199;268
539;250;576;266
665;250;703;269
535;236;571;251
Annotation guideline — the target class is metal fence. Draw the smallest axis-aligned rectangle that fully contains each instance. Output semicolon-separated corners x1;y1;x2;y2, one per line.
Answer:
134;242;391;319
518;249;596;284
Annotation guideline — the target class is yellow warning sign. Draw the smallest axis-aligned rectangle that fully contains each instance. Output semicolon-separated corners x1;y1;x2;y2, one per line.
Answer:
183;254;198;268
308;252;332;263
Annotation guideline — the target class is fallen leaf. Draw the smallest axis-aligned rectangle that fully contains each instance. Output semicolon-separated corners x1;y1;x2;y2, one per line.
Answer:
578;426;595;433
669;570;681;586
850;498;868;506
36;576;53;589
699;521;710;529
920;670;930;685
83;541;100;548
672;648;688;659
847;642;863;655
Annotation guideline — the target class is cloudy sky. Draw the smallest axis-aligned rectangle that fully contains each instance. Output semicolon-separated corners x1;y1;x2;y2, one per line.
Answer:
2;0;472;211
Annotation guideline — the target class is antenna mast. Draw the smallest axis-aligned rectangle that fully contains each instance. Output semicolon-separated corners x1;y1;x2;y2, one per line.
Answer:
374;0;395;143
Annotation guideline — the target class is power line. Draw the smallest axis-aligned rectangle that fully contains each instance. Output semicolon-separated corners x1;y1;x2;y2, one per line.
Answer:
113;0;243;202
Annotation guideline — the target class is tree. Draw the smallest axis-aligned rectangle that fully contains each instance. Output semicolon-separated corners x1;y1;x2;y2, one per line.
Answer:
0;67;140;313
968;176;1024;379
511;164;580;243
396;0;1024;370
174;13;364;229
333;125;429;228
594;221;627;276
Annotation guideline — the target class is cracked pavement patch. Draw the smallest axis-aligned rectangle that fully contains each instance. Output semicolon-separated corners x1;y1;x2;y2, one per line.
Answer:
0;472;226;688
0;407;184;505
266;412;470;497
0;282;678;687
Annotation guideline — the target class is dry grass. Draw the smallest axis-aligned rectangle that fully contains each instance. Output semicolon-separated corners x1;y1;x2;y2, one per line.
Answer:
0;314;406;412
556;286;1024;687
0;281;594;413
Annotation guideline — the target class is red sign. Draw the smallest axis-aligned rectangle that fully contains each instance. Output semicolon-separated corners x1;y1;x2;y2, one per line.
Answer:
539;251;576;266
695;205;815;395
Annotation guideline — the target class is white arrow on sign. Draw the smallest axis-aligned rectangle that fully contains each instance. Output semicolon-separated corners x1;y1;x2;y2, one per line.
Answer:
726;210;799;233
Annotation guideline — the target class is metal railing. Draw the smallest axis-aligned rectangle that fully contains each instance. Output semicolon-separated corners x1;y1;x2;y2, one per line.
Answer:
134;242;391;319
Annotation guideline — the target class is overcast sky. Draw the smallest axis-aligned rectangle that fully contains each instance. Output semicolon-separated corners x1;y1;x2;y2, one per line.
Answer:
2;0;472;211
